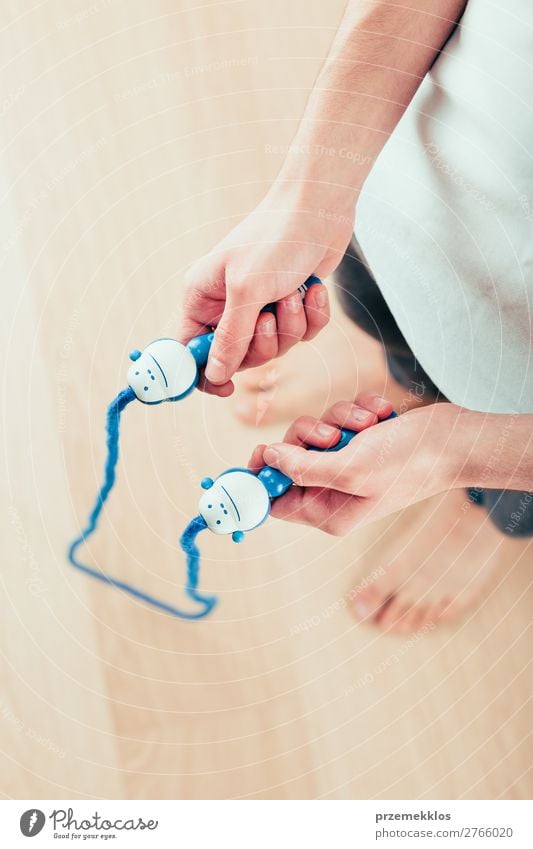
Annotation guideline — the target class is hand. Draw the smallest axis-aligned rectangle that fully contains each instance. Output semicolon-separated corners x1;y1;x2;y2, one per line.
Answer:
248;395;465;535
178;183;355;395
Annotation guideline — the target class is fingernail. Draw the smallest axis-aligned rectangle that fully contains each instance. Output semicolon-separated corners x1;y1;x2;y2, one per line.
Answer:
285;294;301;313
351;409;371;423
206;357;227;384
264;446;280;464
317;422;337;437
314;287;328;308
261;318;276;335
375;395;389;405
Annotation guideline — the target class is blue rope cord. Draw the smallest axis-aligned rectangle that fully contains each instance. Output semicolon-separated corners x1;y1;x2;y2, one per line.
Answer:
179;514;217;615
67;387;215;620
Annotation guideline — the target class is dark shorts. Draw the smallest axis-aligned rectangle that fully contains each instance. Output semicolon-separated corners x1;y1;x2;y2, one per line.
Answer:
334;237;533;538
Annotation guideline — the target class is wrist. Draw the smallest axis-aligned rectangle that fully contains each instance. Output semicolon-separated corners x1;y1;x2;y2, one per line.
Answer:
445;407;528;491
442;407;487;489
265;169;358;237
275;140;365;205
417;404;486;491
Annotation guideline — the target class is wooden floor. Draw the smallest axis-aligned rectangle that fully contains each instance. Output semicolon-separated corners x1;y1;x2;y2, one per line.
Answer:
1;0;531;800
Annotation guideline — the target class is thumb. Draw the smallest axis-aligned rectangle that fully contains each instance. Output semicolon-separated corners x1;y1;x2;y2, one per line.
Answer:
205;294;260;384
262;442;354;492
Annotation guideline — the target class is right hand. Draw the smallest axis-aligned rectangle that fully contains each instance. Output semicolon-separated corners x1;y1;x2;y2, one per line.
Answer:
248;395;459;536
178;184;355;395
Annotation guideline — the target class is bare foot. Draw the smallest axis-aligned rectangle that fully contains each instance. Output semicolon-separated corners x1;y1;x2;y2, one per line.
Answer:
349;488;507;632
232;307;404;426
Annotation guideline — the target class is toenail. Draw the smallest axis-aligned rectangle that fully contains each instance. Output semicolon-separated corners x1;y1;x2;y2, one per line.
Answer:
354;601;369;619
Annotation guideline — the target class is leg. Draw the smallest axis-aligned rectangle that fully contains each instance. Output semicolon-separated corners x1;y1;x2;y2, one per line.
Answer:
334;247;531;630
335;236;442;404
480;489;533;538
348;446;533;633
349;488;509;633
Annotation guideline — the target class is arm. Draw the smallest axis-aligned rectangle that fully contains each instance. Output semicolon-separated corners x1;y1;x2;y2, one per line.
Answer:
275;0;467;212
180;0;467;391
453;408;533;492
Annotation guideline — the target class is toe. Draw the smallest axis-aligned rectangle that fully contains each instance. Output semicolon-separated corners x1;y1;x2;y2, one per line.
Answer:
422;600;447;629
403;603;432;633
234;367;287;425
376;595;410;631
435;596;463;623
349;585;386;622
240;365;279;392
233;384;281;425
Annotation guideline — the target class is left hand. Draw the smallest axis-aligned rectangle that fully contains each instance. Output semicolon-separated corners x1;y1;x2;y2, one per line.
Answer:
248;394;466;535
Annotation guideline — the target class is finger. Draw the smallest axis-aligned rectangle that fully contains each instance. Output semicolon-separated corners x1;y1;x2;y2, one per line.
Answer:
178;314;213;346
275;291;307;356
302;283;330;341
177;256;224;344
196;374;235;397
262;442;353;491
248;444;268;473
353;391;394;419
205;294;260;385
270;485;355;535
282;415;342;449
239;312;278;370
322;400;378;432
269;485;328;528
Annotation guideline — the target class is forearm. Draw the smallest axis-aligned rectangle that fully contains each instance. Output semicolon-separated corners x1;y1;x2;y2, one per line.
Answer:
275;0;466;210
451;409;533;492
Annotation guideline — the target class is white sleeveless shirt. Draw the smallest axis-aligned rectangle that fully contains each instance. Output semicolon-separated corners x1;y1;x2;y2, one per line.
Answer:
356;0;533;413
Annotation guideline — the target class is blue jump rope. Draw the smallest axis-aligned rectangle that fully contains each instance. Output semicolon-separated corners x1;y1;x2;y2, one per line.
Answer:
67;277;396;619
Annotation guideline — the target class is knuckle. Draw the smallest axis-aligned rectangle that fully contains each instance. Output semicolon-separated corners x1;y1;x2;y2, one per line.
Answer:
288;462;306;487
355;391;381;411
214;323;239;350
330;401;349;424
313;307;330;326
276;338;297;355
290;469;304;487
324;517;349;537
183;281;215;315
227;270;250;297
353;392;370;407
183;277;200;305
294;415;313;434
184;263;209;293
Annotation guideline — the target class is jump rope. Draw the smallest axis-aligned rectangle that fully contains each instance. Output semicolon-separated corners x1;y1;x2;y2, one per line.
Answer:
67;276;396;619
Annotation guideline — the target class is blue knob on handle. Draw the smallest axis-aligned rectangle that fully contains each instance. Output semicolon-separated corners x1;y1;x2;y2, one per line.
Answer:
257;411;398;499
